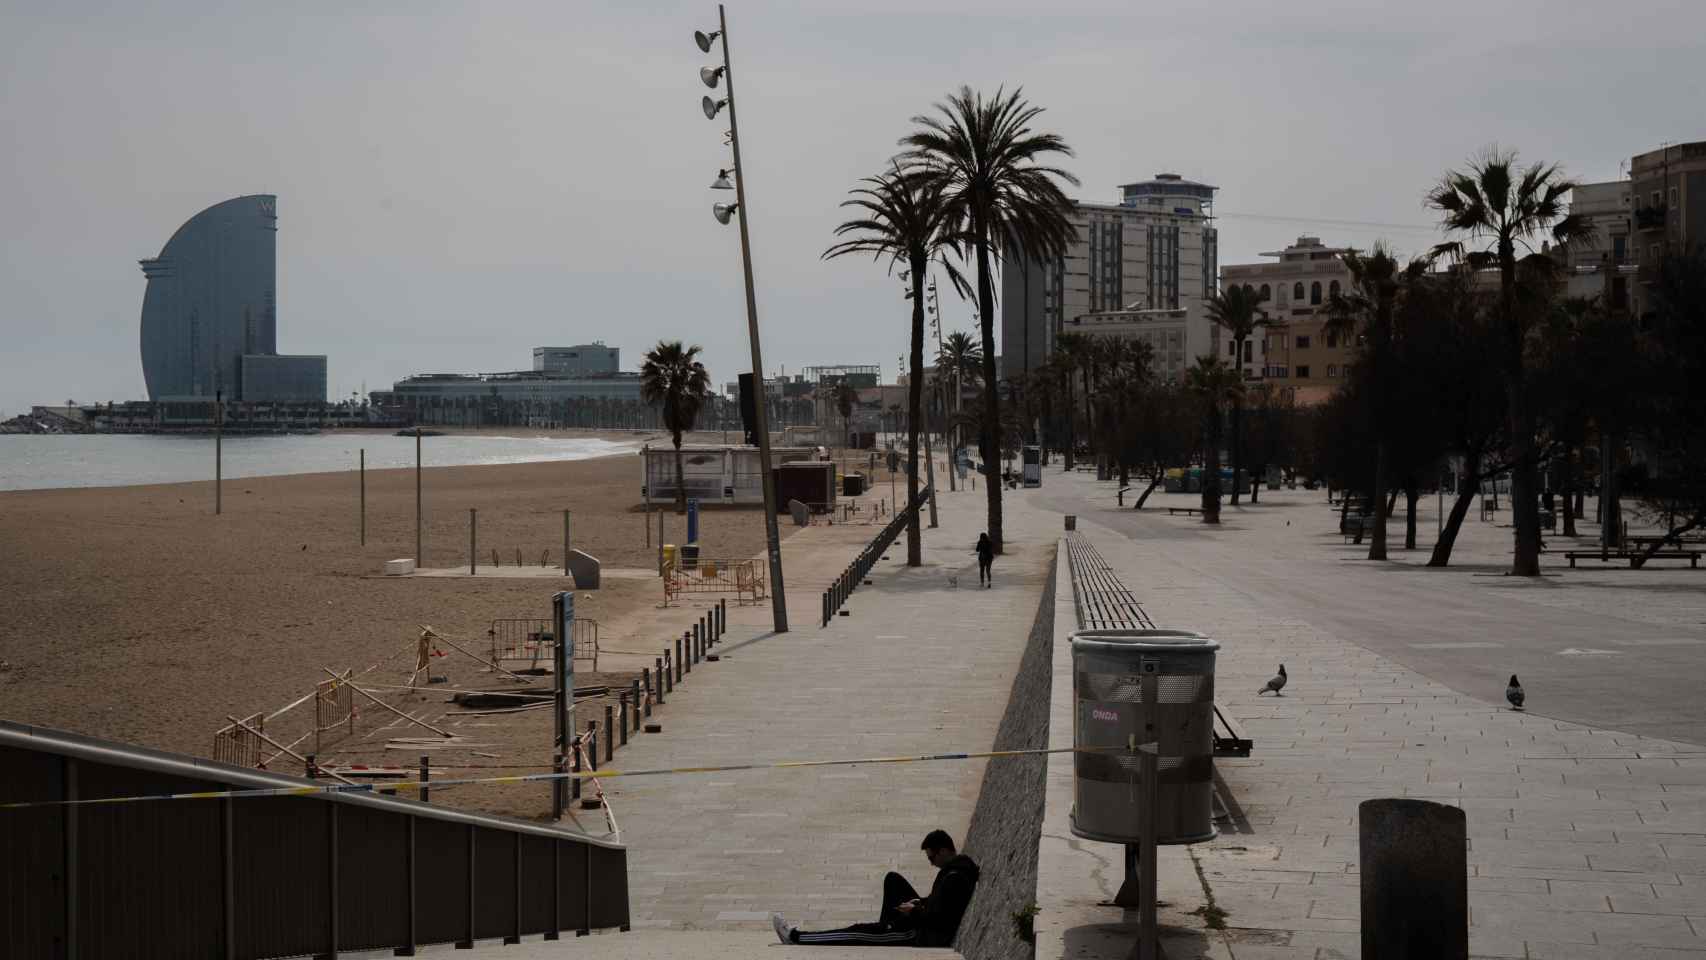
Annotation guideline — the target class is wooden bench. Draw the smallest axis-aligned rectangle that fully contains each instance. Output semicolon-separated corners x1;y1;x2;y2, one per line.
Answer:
1166;507;1201;517
1340;514;1374;540
1565;550;1703;569
1212;704;1252;758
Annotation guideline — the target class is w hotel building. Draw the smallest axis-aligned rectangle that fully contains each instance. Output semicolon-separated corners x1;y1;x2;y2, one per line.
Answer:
138;194;325;403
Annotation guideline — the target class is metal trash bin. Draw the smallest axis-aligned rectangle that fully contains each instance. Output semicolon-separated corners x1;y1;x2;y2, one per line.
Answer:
1070;629;1219;845
1064;515;1077;531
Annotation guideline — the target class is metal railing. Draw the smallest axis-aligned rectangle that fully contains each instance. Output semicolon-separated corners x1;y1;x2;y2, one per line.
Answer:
490;618;600;673
0;719;628;958
820;485;931;627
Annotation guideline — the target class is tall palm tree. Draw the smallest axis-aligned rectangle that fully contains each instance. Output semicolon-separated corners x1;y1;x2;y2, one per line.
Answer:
1205;285;1275;506
1427;148;1592;576
1324;245;1429;561
1184;356;1242;524
640;340;711;514
824;164;963;566
903;86;1079;553
1051;332;1093;471
831;381;857;449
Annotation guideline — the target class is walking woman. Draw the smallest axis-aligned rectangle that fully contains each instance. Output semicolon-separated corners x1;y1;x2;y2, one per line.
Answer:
975;532;995;588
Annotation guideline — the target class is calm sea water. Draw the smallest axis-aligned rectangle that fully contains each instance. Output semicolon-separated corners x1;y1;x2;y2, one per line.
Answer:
0;433;642;492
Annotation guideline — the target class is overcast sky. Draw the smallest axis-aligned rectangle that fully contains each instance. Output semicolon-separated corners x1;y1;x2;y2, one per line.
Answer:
2;0;1702;417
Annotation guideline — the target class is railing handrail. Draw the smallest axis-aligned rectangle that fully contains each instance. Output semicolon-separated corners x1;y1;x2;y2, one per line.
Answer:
0;719;624;849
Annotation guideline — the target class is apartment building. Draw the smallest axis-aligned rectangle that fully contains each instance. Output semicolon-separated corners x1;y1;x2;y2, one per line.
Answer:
1220;236;1355;404
1002;173;1220;380
1630;140;1706;320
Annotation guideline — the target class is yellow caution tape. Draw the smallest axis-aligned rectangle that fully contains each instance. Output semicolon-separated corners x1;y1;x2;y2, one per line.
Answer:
0;744;1127;810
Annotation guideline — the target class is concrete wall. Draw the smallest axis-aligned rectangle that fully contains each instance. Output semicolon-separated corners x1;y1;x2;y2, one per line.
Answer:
956;547;1057;960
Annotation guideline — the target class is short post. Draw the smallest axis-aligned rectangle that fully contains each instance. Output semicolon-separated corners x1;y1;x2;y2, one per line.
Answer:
664;651;673;693
719;599;726;639
683;631;693;673
630;680;641;729
587;723;598;772
604;706;614;763
643;668;654;710
1359;798;1468;960
676;636;684;680
655;658;667;701
695;622;703;661
359;449;366;545
419;755;431;804
469;508;477;575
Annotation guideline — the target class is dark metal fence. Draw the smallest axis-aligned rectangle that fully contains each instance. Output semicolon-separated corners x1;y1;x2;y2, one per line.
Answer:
0;720;628;959
820;485;932;626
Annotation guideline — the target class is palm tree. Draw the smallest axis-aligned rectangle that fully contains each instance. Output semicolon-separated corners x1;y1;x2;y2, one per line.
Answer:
831;381;857;450
1184;356;1242;524
903;86;1079;553
1051;333;1093;470
824;164;966;560
640;340;711;514
1323;245;1429;560
937;330;981;458
1427;148;1592;576
1205;285;1275;506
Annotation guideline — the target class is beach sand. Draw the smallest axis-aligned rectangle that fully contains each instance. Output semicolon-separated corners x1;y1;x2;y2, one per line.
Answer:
0;450;801;819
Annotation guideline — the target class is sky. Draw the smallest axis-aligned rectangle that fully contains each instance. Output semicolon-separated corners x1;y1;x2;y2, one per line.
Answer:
2;0;1703;417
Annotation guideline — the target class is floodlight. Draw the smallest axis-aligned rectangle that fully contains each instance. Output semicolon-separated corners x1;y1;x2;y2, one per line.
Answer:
713;202;739;225
695;30;720;53
702;95;727;120
701;66;724;88
710;169;735;190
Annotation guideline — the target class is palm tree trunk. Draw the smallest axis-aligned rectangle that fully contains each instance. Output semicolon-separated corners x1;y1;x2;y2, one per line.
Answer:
1404;478;1418;550
1561;446;1578;537
905;256;926;567
1429;448;1481;567
1229;397;1243;506
1062;379;1076;471
974;236;1003;553
1508;403;1542;574
673;432;687;515
1368;440;1389;560
1134;474;1163;509
1202;413;1221;524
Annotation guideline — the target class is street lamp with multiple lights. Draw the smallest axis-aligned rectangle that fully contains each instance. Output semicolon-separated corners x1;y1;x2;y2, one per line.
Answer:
696;6;787;633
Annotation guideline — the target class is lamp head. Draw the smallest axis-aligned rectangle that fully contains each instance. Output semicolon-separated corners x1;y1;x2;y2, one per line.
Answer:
702;95;727;120
694;29;720;53
710;169;735;190
713;202;739;225
700;65;724;88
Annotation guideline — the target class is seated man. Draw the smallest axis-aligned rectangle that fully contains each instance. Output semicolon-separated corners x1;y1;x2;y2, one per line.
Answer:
772;830;979;947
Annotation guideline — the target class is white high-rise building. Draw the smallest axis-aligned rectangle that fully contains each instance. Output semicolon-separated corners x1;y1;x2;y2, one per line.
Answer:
1001;173;1220;383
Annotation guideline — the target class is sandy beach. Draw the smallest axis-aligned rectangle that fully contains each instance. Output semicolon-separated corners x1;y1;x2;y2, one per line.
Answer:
0;448;804;818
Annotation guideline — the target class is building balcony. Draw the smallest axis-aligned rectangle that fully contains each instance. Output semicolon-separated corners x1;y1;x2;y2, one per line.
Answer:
1634;205;1667;231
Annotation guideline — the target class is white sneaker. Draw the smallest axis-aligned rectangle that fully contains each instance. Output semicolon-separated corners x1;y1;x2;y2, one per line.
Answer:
771;913;795;944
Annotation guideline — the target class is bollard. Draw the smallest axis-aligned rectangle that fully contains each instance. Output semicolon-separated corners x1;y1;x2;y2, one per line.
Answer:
1359;798;1467;960
631;680;642;729
306;754;318;779
695;621;703;661
552;753;565;818
587;724;597;772
677;635;686;679
420;755;431;804
664;651;673;692
656;657;667;700
571;748;581;801
719;599;726;638
643;671;654;713
604;707;614;763
618;697;629;746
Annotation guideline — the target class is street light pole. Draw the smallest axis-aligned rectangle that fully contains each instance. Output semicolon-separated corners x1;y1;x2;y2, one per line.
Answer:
713;4;787;632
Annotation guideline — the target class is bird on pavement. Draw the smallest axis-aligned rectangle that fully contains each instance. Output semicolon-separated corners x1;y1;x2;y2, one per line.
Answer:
1258;664;1287;696
1506;675;1525;711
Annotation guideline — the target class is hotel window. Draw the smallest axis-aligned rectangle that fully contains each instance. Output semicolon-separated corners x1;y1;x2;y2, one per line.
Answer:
1310;281;1322;305
1296;365;1311;379
1296;335;1311;349
1293;281;1305;301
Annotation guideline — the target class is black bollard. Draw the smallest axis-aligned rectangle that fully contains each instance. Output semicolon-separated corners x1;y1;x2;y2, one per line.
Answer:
616;700;626;747
420;755;431;804
631;679;643;727
587;723;597;772
664;651;673;693
1359;798;1467;960
571;746;582;800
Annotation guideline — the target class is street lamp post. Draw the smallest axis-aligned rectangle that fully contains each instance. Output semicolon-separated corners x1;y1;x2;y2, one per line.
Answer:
699;6;787;633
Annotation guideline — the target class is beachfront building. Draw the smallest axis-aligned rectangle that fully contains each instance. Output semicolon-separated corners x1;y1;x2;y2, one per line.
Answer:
1557;180;1635;312
534;343;620;375
1630;139;1706;321
1057;307;1194;383
1221;236;1355;406
1000;173;1220;381
377;370;653;428
138;194;328;404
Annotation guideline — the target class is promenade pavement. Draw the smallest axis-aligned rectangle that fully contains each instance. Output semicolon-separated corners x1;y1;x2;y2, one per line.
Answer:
585;479;1057;945
1035;468;1706;959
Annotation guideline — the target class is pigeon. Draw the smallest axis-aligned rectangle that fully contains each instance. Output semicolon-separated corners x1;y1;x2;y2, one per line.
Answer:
1506;674;1525;711
1258;664;1287;696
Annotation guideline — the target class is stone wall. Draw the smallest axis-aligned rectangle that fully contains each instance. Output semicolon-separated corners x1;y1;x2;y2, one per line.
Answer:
955;547;1056;960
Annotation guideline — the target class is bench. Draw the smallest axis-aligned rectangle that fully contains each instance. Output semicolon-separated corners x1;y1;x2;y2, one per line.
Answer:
1565;550;1702;569
1212;704;1252;758
1340;514;1374;540
1166;507;1201;517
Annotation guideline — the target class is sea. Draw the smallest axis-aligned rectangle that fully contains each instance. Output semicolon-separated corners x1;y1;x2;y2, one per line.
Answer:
0;433;642;492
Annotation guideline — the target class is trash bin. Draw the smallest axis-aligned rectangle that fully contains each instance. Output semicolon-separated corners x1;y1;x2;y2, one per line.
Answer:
662;544;677;571
1070;629;1220;845
843;473;866;496
681;543;700;570
1065;515;1077;531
